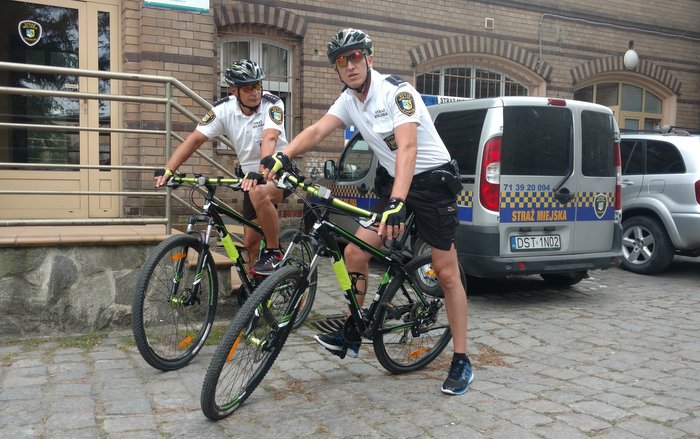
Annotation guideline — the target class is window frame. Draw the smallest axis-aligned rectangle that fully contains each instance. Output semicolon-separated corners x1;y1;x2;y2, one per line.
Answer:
416;64;528;98
574;81;663;132
219;36;291;93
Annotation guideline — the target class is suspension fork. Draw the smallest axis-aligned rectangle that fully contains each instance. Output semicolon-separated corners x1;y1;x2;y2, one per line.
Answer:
178;217;215;307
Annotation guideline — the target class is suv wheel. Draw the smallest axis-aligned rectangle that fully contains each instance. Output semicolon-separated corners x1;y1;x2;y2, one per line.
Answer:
621;216;675;275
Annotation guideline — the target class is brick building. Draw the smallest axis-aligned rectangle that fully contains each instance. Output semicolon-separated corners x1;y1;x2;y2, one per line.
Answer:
1;0;699;221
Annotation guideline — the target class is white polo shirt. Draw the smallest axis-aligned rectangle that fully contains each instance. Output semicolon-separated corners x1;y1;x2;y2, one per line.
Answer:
196;92;288;173
327;69;450;177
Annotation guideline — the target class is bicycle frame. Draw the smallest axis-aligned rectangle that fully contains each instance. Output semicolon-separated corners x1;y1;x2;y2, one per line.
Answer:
169;175;265;297
277;172;434;340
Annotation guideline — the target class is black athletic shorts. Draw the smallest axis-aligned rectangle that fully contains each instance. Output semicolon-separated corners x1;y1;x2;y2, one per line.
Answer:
372;182;458;251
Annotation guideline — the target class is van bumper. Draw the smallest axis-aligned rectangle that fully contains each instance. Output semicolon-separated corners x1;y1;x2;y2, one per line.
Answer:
455;223;622;278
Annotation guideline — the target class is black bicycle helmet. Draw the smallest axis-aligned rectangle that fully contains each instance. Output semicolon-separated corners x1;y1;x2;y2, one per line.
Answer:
224;59;265;87
327;28;374;64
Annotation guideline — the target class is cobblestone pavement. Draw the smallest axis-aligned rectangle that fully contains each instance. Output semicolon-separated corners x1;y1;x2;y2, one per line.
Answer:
1;256;699;438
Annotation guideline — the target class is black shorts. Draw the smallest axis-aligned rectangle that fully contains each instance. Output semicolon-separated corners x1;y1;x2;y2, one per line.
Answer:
243;184;292;221
373;183;458;251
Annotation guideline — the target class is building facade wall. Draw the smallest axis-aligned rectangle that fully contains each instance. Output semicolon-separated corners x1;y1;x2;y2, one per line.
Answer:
121;0;700;219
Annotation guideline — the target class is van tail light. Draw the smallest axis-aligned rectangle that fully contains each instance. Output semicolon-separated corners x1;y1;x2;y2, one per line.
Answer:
695;180;700;204
480;136;501;212
613;140;622;215
547;98;567;106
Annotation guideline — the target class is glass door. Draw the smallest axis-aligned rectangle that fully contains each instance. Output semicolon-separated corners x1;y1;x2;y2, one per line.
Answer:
0;0;119;218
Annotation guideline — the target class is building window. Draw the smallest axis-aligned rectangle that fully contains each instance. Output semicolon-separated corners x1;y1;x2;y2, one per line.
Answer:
219;37;292;133
574;82;662;131
416;66;528;98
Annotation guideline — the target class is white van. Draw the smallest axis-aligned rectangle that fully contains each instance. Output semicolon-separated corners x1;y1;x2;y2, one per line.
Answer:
319;96;623;286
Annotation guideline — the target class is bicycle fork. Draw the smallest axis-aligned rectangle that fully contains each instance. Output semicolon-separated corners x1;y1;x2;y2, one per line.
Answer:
170;219;217;308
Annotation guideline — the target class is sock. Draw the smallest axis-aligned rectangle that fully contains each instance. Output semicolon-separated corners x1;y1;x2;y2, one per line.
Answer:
453;353;468;362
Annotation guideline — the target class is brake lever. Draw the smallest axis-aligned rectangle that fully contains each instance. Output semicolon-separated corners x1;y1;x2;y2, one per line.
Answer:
358;213;378;229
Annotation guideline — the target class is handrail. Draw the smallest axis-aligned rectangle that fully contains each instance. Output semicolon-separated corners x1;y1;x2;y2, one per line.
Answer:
0;61;237;233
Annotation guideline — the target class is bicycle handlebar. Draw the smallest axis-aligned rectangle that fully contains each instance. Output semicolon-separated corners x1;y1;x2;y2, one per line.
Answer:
166;175;243;190
276;171;379;227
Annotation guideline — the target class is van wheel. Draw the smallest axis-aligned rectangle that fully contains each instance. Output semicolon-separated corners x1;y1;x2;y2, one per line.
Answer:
540;271;588;287
621;216;675;275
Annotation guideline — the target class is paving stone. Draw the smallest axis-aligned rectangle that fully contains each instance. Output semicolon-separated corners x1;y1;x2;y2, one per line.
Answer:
1;263;699;437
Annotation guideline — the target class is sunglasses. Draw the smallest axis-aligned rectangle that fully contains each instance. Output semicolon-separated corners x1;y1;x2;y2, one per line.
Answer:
334;51;365;68
239;82;262;93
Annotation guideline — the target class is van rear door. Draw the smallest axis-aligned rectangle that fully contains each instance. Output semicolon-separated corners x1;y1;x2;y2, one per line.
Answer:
573;107;618;253
498;101;578;258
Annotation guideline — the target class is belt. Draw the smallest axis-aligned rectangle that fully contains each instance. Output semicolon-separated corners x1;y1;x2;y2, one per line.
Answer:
411;162;452;189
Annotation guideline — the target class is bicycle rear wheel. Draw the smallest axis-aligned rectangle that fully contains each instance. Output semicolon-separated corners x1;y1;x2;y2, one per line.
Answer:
201;265;303;420
278;228;317;329
373;253;460;373
132;234;218;371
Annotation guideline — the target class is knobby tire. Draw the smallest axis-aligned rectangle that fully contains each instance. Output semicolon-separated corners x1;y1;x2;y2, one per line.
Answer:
132;234;218;371
200;265;303;420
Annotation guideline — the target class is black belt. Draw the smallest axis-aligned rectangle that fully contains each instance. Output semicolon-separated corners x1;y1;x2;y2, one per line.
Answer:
410;162;452;189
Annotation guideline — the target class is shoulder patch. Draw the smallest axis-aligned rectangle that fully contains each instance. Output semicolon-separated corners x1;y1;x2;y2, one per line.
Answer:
395;91;415;116
385;75;406;86
200;109;216;125
269;106;284;125
262;93;281;104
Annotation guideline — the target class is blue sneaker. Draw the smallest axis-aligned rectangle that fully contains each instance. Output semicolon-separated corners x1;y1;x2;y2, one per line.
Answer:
314;329;360;358
441;356;474;395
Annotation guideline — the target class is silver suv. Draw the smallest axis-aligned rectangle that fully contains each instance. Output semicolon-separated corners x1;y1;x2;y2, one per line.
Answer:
620;128;700;274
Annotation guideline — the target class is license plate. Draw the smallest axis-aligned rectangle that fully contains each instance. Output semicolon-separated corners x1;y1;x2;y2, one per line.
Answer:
510;235;561;251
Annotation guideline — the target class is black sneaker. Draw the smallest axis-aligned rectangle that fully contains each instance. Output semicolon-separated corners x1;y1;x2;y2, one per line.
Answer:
251;249;282;275
313;329;360;358
441;356;474;395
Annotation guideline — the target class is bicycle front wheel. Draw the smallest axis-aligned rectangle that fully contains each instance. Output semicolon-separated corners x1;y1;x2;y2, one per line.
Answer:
373;253;460;374
201;265;303;420
132;234;218;371
278;228;317;329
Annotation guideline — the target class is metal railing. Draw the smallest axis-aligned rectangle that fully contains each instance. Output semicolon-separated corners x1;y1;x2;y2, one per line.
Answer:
0;61;235;233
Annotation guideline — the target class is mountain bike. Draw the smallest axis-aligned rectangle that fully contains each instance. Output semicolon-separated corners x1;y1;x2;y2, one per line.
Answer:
132;174;317;371
200;168;465;420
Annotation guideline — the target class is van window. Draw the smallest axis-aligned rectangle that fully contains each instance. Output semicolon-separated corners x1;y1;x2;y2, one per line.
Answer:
501;106;572;176
581;110;615;177
338;137;373;181
434;109;487;175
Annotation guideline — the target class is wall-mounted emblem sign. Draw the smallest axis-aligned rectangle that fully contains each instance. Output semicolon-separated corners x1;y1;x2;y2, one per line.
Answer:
18;20;42;47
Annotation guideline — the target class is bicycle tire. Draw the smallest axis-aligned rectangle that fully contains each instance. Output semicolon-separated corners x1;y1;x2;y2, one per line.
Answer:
373;253;463;374
201;265;302;420
278;228;317;329
132;234;218;371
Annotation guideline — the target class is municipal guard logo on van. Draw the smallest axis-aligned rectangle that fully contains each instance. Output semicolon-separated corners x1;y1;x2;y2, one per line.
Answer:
594;193;608;219
200;109;216;125
19;20;42;47
395;92;415;116
269;106;283;125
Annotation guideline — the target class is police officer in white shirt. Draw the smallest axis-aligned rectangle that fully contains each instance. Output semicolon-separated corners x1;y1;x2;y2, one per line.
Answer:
261;29;473;395
156;59;288;275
